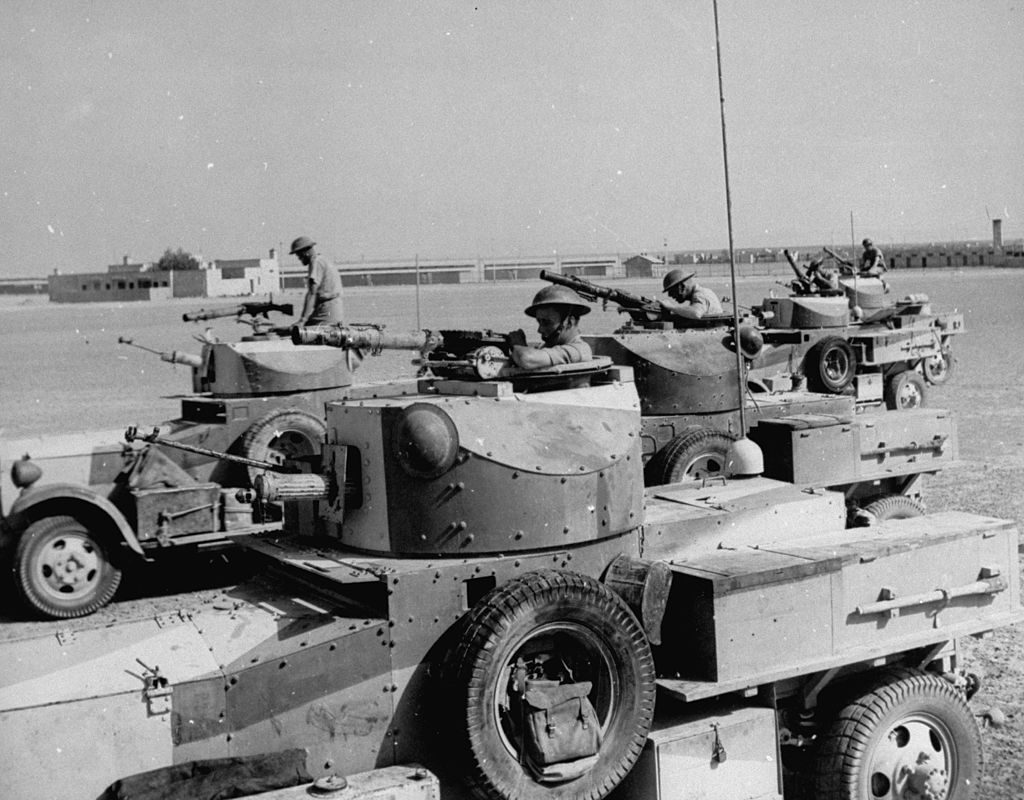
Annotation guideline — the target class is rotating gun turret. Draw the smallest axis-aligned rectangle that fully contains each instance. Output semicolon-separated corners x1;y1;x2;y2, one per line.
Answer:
117;336;203;368
540;269;665;322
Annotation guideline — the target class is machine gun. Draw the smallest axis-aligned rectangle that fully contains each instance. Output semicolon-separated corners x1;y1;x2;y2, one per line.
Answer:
539;269;666;323
182;298;294;323
292;325;530;381
823;246;858;274
783;249;841;295
117;336;203;368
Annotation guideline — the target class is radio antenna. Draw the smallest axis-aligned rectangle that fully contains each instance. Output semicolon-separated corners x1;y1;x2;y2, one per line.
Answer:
713;0;762;474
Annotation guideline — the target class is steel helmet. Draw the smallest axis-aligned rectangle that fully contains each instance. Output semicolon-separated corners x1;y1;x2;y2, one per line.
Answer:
290;235;316;254
524;285;591;318
862;238;873;247
663;269;696;293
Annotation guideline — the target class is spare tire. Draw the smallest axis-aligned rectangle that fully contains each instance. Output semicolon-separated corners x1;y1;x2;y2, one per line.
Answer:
450;569;656;800
857;495;926;526
239;408;326;486
645;428;735;486
805;336;857;393
884;370;927;410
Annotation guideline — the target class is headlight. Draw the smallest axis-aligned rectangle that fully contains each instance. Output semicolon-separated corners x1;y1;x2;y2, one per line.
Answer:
391;403;459;479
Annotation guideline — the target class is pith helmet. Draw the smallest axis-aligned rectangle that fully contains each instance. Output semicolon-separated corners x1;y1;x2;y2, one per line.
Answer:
290;235;316;254
524;285;591;318
663;268;696;293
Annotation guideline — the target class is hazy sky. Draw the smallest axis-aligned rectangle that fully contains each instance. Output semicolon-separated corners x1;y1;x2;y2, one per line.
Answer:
2;1;1021;277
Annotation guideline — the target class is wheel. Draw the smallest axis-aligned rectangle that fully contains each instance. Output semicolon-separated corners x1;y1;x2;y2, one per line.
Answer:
450;569;656;800
814;668;982;800
239;408;326;485
644;428;735;486
922;346;955;385
885;370;927;410
13;515;122;618
859;495;926;525
806;336;857;393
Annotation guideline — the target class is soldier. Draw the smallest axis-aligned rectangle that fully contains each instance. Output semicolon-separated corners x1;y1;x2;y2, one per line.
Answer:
291;236;344;326
806;257;839;292
508;285;593;369
859;238;887;277
660;269;723;320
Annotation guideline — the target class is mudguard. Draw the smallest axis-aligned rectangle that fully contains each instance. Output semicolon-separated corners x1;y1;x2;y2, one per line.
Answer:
4;482;145;557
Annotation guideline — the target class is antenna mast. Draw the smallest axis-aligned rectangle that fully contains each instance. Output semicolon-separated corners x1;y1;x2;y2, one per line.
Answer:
712;0;747;435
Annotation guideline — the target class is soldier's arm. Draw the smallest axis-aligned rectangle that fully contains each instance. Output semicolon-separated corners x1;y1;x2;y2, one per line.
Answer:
661;298;705;320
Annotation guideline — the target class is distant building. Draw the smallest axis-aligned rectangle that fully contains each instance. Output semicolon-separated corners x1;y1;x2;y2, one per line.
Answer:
47;250;280;303
623;254;662;278
0;276;48;295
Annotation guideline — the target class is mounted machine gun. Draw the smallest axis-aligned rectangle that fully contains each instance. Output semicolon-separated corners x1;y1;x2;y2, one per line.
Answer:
539;269;668;325
782;249;841;296
116;336;203;368
292;324;611;386
182;298;294;323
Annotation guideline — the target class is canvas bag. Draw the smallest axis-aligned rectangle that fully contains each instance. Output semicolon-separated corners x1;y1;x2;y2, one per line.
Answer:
521;679;601;767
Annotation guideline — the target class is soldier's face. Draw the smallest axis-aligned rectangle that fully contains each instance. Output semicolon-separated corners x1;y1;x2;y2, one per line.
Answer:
535;307;570;346
671;281;693;301
296;247;313;265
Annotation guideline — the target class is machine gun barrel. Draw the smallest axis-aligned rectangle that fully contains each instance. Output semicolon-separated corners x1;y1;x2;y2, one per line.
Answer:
117;336;203;368
539;270;663;315
783;249;809;284
183;300;294;322
292;325;443;353
823;246;854;268
124;426;286;471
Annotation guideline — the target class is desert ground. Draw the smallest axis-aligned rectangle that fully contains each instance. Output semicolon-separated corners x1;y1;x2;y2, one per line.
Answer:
1;268;1022;795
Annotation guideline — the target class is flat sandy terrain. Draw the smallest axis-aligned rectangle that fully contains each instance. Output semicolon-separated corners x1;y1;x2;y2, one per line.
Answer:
1;269;1022;795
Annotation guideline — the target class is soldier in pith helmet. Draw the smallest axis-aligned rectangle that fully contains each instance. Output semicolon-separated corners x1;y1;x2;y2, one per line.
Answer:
291;235;344;326
507;285;593;369
859;238;887;277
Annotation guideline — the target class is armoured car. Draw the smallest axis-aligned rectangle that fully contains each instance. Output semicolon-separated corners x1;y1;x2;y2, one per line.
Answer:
0;302;356;619
0;335;1017;800
538;269;962;486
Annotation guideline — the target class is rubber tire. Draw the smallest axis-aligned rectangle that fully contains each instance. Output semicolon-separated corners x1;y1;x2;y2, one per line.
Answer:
806;336;857;393
239;408;326;485
13;515;122;619
645;428;735;486
885;370;927;410
814;668;982;800
450;569;656;800
923;346;955;385
861;495;926;525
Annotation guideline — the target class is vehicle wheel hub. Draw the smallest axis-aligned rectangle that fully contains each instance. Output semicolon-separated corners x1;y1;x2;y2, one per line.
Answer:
870;718;953;799
906;759;947;799
41;536;99;595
